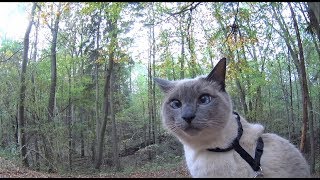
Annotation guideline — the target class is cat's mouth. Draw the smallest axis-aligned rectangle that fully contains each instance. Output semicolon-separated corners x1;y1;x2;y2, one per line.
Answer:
183;126;201;136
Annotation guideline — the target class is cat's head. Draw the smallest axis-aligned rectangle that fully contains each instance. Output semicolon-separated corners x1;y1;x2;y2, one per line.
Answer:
154;58;233;140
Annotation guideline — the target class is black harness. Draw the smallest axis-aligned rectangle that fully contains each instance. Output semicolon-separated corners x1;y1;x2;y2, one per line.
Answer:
207;111;264;177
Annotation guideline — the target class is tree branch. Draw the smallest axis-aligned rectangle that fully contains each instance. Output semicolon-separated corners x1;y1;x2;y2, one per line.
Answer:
1;47;23;63
168;2;202;16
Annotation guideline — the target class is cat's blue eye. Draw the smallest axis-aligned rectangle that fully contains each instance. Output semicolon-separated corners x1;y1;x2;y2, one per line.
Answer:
198;94;212;105
169;99;182;109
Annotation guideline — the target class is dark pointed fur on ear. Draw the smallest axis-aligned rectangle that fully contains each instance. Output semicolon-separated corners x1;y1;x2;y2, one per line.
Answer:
154;77;174;93
205;58;227;91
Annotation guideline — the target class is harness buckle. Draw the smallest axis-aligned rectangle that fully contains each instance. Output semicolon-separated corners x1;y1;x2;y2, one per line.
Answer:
253;166;263;178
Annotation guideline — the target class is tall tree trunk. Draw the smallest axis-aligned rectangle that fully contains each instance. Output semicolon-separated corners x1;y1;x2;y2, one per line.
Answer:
80;108;85;158
186;14;196;78
147;23;153;158
268;86;272;120
288;2;314;173
179;16;185;79
287;49;295;141
47;4;61;122
151;5;157;145
93;8;102;163
272;3;308;154
94;19;117;170
67;63;72;171
18;2;36;167
31;9;40;170
45;3;61;173
111;65;120;171
277;58;291;140
293;71;301;134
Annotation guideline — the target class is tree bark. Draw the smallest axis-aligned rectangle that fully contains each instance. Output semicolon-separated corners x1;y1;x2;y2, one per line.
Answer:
93;8;102;163
94;18;117;169
288;2;314;173
151;4;157;145
18;2;36;167
31;9;40;171
47;3;61;122
272;3;308;154
67;63;73;171
179;15;185;79
277;57;291;140
45;3;62;173
111;64;120;171
147;23;153;159
287;49;295;141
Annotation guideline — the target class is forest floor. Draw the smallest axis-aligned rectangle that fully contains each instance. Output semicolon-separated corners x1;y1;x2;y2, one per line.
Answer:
1;156;319;178
0;156;191;178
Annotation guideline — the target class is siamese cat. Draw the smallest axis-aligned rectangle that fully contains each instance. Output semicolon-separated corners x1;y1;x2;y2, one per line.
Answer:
154;58;310;178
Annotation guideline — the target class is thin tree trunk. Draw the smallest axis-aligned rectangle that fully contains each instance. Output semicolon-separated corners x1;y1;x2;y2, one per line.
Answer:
277;58;291;140
179;16;185;79
67;63;72;171
148;27;152;148
288;3;314;173
151;6;157;145
268;86;272;120
34;135;40;170
45;3;61;173
47;4;61;122
110;65;120;171
272;3;308;154
146;15;153;160
80;108;85;157
18;2;36;167
287;49;295;141
294;71;301;134
94;19;117;170
94;8;102;163
31;13;40;169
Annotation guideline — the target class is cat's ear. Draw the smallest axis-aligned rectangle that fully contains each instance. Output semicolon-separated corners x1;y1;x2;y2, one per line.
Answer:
154;77;174;93
205;57;227;91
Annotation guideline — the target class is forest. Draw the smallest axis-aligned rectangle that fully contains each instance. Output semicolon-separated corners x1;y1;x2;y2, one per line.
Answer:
0;2;319;177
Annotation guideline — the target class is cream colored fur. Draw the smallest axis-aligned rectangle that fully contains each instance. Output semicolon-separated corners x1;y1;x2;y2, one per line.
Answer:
180;113;310;178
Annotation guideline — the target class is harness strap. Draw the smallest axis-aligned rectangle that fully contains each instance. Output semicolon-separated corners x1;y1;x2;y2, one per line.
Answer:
233;136;264;171
207;111;264;173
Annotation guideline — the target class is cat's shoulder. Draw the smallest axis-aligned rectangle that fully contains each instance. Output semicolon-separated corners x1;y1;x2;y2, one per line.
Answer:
239;115;265;136
261;132;292;145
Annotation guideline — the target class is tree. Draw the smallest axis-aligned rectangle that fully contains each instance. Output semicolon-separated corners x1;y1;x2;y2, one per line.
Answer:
38;2;64;172
288;2;315;173
47;2;62;123
18;2;36;167
94;3;124;169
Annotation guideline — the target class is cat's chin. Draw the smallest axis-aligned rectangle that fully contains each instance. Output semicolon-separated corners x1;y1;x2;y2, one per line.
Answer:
183;126;201;136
